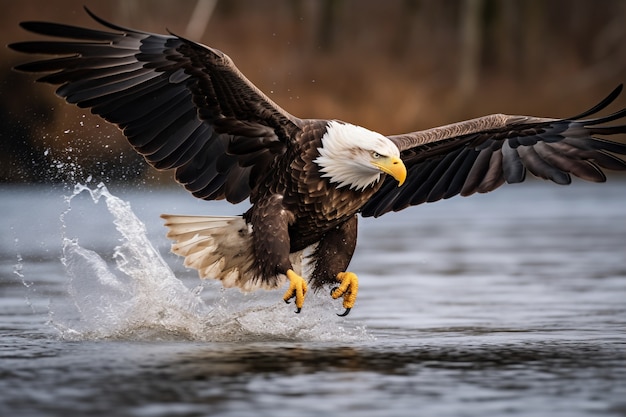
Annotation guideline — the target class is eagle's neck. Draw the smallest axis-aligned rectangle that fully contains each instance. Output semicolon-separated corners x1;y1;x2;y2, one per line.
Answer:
314;121;383;191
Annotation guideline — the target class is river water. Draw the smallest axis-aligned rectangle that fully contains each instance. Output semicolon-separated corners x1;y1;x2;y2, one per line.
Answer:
1;179;625;417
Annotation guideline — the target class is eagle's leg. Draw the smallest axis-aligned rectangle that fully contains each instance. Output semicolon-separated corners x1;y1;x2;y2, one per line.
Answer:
331;272;359;316
309;215;359;316
247;195;308;313
283;269;308;313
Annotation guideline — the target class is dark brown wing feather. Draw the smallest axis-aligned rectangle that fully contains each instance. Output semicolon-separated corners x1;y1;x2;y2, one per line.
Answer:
9;7;302;204
362;86;626;217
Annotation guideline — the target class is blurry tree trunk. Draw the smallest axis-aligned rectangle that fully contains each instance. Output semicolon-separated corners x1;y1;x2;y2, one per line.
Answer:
457;0;485;101
185;0;218;40
317;0;340;52
391;0;420;58
520;0;543;83
495;0;521;80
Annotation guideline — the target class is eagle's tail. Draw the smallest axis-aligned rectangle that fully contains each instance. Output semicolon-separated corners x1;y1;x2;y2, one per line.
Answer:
160;214;301;292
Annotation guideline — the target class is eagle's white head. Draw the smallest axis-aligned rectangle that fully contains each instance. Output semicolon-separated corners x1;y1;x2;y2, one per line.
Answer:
314;121;407;191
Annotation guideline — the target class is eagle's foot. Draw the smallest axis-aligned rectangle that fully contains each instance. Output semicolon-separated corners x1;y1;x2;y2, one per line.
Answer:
283;269;308;313
331;271;359;317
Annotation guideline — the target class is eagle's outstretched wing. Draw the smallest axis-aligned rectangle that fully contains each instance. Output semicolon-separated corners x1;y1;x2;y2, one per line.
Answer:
9;7;302;203
361;86;626;217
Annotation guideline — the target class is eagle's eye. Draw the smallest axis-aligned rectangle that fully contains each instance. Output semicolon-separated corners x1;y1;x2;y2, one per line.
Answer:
371;151;381;159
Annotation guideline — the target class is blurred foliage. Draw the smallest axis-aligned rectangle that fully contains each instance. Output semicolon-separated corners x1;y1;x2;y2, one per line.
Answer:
2;0;626;183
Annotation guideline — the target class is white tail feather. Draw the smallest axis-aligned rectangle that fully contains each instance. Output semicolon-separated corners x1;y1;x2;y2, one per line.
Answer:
161;214;305;292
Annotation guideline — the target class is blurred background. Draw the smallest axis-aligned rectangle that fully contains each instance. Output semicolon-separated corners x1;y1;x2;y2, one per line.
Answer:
2;0;626;184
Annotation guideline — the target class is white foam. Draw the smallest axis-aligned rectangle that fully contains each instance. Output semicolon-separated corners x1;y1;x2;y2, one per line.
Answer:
51;183;373;343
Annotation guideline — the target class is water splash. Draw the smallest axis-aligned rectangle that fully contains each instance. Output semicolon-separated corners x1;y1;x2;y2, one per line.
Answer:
12;246;38;314
52;183;372;342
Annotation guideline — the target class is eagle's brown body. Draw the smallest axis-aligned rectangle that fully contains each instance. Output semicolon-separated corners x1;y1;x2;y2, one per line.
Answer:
244;119;382;288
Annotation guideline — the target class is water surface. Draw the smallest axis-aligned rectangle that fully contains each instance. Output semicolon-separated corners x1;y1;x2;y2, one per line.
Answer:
1;180;625;416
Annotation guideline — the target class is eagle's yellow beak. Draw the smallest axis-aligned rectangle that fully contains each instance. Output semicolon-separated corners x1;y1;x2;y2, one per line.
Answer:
372;156;407;186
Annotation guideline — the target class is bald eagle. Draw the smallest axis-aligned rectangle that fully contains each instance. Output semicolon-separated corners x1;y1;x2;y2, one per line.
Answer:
10;9;626;316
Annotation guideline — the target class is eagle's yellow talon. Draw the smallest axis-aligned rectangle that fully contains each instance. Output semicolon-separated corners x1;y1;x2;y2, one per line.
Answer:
283;269;308;313
331;271;359;316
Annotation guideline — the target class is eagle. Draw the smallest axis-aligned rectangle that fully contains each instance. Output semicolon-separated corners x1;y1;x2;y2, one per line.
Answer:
10;8;626;316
